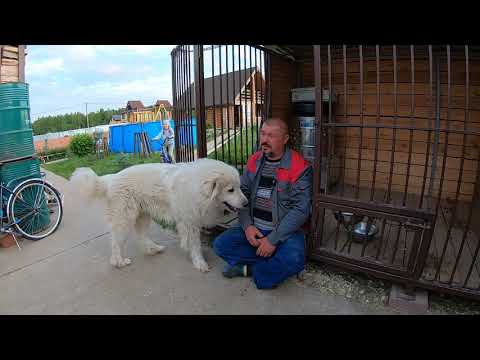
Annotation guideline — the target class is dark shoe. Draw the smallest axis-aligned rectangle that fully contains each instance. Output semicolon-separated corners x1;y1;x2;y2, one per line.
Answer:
222;264;251;278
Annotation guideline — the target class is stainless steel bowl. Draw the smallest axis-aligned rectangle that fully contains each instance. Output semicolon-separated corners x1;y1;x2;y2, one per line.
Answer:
352;221;378;243
334;211;363;226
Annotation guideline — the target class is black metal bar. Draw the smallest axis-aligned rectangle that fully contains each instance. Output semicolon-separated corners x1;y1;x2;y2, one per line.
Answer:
238;45;244;172
450;45;474;285
250;46;255;158
232;45;238;169
355;45;364;200
226;45;232;165
371;45;380;203
310;45;325;251
219;45;225;161
183;44;190;162
211;45;217;160
386;45;397;204
178;46;186;162
243;45;249;161
171;48;178;162
434;45;452;281
254;46;260;150
419;46;434;209
390;222;403;265
428;53;442;206
318;194;434;221
265;52;272;121
321;123;480;136
325;45;332;195
402;45;415;207
187;45;196;161
193;45;207;159
341;45;348;197
259;48;266;129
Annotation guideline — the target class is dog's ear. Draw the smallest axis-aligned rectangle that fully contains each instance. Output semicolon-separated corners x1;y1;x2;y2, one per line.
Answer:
201;173;222;201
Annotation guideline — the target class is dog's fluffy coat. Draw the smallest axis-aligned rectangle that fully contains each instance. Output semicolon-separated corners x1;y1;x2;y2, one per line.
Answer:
70;158;247;272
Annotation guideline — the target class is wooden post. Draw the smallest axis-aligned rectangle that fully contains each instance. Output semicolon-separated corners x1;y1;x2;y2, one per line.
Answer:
193;45;207;158
0;45;3;83
18;45;25;83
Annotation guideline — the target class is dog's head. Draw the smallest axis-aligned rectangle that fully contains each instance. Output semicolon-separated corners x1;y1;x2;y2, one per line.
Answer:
200;161;248;213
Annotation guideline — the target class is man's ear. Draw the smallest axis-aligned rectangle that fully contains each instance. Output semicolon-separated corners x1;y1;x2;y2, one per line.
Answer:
283;134;290;145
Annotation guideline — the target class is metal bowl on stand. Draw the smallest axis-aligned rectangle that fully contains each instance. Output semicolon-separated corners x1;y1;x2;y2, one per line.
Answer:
351;221;379;243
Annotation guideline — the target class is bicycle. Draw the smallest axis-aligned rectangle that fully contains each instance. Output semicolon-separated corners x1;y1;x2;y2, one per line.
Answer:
0;155;64;250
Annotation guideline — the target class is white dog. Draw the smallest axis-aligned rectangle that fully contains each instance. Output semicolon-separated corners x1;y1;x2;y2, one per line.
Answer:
70;158;248;272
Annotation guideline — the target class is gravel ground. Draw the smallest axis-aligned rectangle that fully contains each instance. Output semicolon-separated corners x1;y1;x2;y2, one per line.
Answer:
295;262;480;315
201;233;480;315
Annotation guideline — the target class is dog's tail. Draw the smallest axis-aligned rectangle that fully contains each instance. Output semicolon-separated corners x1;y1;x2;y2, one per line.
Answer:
70;167;109;199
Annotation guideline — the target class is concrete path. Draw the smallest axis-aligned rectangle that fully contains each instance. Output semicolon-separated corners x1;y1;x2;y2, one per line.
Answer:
0;170;399;315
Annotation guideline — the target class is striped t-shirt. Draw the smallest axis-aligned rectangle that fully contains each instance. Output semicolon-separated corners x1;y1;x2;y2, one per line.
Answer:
253;158;281;230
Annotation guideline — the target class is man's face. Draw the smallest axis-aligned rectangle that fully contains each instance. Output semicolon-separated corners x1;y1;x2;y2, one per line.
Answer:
163;123;169;130
259;123;289;158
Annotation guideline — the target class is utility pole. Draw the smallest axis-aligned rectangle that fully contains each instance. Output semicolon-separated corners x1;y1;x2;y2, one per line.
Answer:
85;103;90;130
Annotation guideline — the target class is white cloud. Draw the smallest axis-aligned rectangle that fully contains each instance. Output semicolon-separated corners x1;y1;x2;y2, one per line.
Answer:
71;75;172;102
98;63;123;75
124;45;175;55
67;45;97;60
26;58;65;76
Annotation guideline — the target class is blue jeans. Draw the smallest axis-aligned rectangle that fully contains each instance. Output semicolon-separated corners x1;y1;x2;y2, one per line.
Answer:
213;226;305;289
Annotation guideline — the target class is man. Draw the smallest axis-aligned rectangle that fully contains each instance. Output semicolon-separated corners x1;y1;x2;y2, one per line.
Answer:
213;118;313;289
152;120;176;163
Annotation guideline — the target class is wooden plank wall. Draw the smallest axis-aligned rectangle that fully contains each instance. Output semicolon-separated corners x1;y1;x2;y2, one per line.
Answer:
0;45;25;83
270;46;480;203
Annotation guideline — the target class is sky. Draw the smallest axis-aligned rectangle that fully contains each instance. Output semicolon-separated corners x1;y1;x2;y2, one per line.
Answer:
25;45;264;122
26;45;176;121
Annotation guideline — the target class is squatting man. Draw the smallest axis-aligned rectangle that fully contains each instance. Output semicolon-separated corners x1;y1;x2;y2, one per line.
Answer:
213;118;313;289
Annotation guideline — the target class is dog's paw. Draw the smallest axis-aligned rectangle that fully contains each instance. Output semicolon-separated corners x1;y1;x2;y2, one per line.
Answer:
145;244;166;255
193;259;210;272
110;256;132;268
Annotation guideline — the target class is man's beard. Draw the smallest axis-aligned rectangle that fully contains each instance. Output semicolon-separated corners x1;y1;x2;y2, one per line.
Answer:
261;144;273;158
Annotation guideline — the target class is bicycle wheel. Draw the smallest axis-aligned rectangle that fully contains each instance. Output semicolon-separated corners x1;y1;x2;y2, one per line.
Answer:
7;179;63;240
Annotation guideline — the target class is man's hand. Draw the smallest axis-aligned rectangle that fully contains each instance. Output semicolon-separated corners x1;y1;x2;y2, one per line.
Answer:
256;237;276;257
245;225;263;247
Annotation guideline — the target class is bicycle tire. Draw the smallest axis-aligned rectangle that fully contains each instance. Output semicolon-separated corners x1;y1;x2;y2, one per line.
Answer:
6;178;63;240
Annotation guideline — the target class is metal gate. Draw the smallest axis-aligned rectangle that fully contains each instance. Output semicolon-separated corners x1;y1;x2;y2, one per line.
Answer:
171;45;270;169
309;45;480;299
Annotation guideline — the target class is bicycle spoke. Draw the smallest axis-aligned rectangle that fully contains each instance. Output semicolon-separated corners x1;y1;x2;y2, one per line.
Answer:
14;209;36;225
33;184;44;209
13;194;35;211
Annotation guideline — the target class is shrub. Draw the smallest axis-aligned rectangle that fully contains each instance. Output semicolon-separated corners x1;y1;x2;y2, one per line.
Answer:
69;134;95;157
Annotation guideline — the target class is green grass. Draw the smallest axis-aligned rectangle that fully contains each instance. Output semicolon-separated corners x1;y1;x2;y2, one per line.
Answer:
43;152;175;231
208;125;258;170
43;152;164;180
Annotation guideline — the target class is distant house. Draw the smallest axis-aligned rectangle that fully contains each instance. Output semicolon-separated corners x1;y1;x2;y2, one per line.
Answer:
120;100;173;123
110;114;123;124
178;67;265;128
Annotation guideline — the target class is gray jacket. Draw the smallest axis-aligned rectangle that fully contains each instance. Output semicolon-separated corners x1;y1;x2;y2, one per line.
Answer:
238;148;313;246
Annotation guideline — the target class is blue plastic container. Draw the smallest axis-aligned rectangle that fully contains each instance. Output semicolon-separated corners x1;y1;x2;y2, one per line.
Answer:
109;119;197;153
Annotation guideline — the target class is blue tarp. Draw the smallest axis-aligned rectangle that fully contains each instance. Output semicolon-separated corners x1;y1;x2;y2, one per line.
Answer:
109;119;197;153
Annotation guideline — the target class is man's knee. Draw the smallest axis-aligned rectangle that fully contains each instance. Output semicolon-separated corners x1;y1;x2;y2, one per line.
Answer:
212;236;224;256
